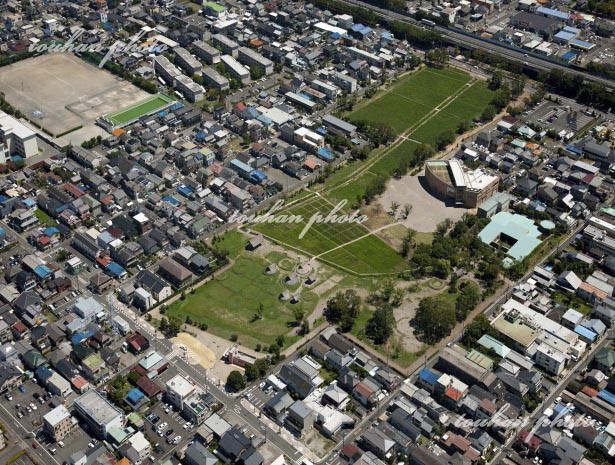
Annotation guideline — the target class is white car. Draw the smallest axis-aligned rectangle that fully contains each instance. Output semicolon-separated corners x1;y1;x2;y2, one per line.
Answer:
173;435;181;445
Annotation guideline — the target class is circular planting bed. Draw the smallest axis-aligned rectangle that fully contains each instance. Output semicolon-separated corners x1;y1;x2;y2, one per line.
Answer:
302;292;318;303
278;258;296;271
428;278;445;290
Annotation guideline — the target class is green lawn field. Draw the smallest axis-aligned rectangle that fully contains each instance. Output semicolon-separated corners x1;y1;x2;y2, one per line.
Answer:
166;254;315;348
349;67;471;135
254;196;406;274
106;93;173;125
409;81;495;146
369;140;420;176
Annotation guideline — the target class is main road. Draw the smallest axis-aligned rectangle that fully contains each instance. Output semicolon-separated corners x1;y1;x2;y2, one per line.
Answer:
337;0;615;88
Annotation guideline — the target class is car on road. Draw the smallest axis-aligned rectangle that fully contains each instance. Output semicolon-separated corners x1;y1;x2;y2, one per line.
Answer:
58;441;65;448
49;448;57;455
32;442;38;449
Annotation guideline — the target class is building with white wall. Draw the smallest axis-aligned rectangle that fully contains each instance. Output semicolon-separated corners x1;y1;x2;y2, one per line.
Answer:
0;111;38;160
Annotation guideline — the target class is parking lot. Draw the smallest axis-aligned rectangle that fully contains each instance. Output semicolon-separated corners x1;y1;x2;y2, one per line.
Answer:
4;378;55;434
522;100;596;137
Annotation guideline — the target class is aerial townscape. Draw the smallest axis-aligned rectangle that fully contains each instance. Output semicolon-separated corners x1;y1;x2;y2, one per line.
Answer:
1;1;615;465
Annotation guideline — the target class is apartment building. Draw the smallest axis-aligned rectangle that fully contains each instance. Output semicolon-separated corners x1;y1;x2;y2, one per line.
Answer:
193;40;221;64
201;66;230;91
237;47;273;76
220;55;250;84
73;389;124;439
534;343;566;376
43;405;76;441
176;75;204;102
212;34;239;57
175;47;202;75
154;55;182;86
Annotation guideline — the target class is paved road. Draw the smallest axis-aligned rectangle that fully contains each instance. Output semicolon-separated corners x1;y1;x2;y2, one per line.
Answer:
338;0;614;88
107;297;305;464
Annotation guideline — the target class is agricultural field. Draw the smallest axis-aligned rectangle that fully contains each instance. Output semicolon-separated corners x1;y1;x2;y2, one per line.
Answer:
349;67;471;135
254;196;406;275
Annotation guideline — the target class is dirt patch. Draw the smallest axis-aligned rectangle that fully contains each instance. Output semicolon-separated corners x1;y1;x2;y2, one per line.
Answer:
378;171;471;232
0;53;150;144
171;333;216;369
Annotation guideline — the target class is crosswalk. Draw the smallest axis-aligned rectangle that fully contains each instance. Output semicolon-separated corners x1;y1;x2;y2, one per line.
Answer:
165;348;181;361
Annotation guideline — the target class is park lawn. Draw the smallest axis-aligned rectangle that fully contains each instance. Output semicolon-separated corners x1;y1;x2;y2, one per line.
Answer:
369;140;420;176
319;233;407;274
255;196;405;275
166;255;316;348
409;81;495;146
349;67;471;135
325;171;379;205
255;197;367;256
349;307;422;368
214;230;249;259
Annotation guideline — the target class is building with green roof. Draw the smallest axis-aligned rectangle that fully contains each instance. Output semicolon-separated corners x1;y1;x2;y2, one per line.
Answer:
478;212;542;267
204;1;226;16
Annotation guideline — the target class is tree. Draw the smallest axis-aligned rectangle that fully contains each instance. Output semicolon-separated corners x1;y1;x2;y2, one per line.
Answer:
226;371;246;391
365;303;395;344
414;296;456;343
325;290;361;332
455;281;480;321
481;105;497;121
244;364;258;382
432;259;450;279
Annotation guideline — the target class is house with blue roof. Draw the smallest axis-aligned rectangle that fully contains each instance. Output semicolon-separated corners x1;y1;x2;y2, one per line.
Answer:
161;196;180;206
574;325;597;344
317;148;335;161
33;264;53;280
417;368;439;393
71;331;94;345
35;365;53;383
597;389;615;406
124;387;147;409
106;262;127;279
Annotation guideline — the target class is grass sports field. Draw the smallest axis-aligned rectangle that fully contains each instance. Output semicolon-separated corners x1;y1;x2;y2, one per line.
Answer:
254;196;406;275
349;67;471;135
105;93;174;126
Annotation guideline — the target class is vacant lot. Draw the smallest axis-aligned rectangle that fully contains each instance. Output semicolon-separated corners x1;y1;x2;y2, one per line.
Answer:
349;67;471;135
254;196;406;275
0;53;149;143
